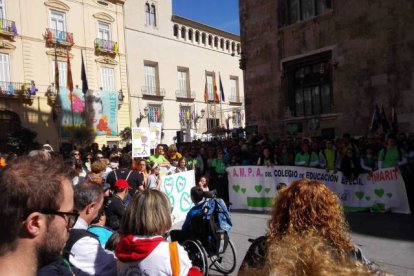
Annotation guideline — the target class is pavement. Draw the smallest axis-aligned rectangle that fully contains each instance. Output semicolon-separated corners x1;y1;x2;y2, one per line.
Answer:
174;211;414;275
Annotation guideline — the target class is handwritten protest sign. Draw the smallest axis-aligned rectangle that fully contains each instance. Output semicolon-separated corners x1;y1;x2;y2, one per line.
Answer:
161;170;196;224
131;127;150;158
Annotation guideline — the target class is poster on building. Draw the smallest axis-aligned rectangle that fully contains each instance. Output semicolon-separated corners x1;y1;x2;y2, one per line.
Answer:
227;166;411;214
59;88;86;137
149;122;162;149
85;90;118;136
131;127;150;158
160;170;196;224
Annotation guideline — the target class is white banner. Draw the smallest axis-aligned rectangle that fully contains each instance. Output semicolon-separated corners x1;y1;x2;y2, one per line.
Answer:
131;127;150;158
149;123;162;149
160;170;196;224
227;166;411;214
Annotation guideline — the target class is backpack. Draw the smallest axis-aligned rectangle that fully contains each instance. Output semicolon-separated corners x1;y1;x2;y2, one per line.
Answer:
191;198;233;254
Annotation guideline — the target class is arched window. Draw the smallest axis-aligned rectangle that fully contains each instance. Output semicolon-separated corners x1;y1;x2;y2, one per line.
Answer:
188;29;193;41
150;4;156;26
208;35;212;46
201;33;206;44
145;3;150;25
214;36;218;48
231;42;236;53
181;26;186;39
173;24;179;37
220;38;224;49
226;40;230;50
195;31;200;43
237;43;241;54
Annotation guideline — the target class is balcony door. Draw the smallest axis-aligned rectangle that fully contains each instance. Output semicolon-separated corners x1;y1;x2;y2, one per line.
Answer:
98;22;111;41
49;10;66;39
0;53;10;91
0;0;6;19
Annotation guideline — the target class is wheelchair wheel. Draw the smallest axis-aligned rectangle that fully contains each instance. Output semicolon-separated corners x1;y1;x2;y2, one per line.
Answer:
183;240;208;275
211;239;237;274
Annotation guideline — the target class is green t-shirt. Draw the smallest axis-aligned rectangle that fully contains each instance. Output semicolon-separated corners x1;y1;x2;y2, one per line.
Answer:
295;152;318;166
379;147;405;168
211;158;226;174
148;154;168;164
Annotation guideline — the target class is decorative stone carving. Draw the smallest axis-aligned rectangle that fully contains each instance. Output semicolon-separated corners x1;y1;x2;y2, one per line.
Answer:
95;56;118;65
44;0;70;11
93;12;115;23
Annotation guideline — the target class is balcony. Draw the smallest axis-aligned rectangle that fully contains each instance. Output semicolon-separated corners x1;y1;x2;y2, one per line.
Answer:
228;95;243;105
94;38;118;56
45;28;74;47
141;86;165;100
176;90;195;101
0;81;36;103
0;19;18;40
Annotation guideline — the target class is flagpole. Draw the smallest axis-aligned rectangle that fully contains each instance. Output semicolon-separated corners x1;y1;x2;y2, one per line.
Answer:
67;50;74;128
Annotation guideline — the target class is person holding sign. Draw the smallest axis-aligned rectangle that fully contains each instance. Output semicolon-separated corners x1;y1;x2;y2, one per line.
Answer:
148;144;171;168
147;162;161;190
294;142;319;167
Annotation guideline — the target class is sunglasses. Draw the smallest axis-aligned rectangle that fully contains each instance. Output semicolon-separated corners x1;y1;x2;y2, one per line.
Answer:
39;209;79;228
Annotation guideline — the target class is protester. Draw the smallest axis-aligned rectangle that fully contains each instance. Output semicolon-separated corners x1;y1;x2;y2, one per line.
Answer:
0;157;76;276
106;153;144;196
175;157;188;173
65;181;117;275
86;159;107;185
378;134;408;169
148;144;171;167
341;148;361;180
133;157;148;188
360;146;378;173
147;161;161;190
210;149;229;203
170;186;208;244
115;189;202;275
240;179;372;271
167;144;182;167
88;210;113;248
256;146;276;166
104;179;129;230
197;175;210;192
294;142;319;167
319;140;340;173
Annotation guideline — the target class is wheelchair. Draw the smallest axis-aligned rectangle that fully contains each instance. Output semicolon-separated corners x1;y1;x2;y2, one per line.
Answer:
182;203;236;275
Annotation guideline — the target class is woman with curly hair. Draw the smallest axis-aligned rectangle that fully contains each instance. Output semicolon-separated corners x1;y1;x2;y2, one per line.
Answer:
240;179;373;272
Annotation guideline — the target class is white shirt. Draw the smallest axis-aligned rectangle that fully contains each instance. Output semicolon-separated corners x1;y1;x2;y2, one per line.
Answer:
70;217;117;276
117;238;193;276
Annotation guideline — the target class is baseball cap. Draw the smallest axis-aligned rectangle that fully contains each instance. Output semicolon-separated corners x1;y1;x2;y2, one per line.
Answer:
114;179;131;189
102;182;111;192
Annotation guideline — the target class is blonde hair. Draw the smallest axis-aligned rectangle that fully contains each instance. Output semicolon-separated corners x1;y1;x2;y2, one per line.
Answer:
120;189;172;236
240;233;375;276
91;160;107;173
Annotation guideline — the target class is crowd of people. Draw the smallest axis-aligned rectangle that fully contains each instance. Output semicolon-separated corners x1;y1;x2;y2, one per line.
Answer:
0;131;412;275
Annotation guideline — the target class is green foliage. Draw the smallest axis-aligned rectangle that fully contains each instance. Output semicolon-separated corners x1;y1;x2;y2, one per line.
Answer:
68;126;96;148
119;127;132;143
6;127;40;154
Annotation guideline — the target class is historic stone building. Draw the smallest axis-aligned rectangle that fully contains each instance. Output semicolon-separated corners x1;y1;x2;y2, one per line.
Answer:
0;0;130;152
239;0;414;138
124;0;244;144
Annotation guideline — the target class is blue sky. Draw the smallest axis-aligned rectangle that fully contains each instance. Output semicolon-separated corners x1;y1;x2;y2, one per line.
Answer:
172;0;240;35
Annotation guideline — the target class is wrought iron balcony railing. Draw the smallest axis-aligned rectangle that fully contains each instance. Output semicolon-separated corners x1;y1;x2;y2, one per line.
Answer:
94;38;119;54
228;94;243;104
141;86;165;98
175;90;195;99
0;18;18;37
0;81;35;98
45;28;74;46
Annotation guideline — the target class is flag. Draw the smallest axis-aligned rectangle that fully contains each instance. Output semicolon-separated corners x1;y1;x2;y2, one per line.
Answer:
204;75;208;103
391;107;399;132
369;105;381;133
81;52;88;95
380;104;390;132
213;74;220;103
54;48;59;94
219;73;225;102
67;51;73;92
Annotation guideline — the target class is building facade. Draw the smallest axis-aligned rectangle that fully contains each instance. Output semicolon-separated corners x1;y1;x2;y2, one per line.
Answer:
239;0;414;138
124;0;244;144
0;0;130;152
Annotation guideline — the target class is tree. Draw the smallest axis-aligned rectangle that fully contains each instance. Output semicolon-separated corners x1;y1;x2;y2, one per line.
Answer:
6;127;40;154
68;126;96;148
119;127;132;144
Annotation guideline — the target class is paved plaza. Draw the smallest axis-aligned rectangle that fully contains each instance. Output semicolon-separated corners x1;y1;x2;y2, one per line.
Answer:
172;211;414;275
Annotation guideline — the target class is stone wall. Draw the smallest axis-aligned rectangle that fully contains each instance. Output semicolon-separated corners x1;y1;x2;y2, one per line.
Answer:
239;0;414;137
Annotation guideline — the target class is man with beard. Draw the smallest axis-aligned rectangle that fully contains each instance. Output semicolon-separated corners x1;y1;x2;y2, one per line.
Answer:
64;181;116;275
0;157;77;276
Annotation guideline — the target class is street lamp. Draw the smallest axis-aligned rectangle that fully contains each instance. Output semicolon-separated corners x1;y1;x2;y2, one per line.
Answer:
136;106;149;126
118;89;125;102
